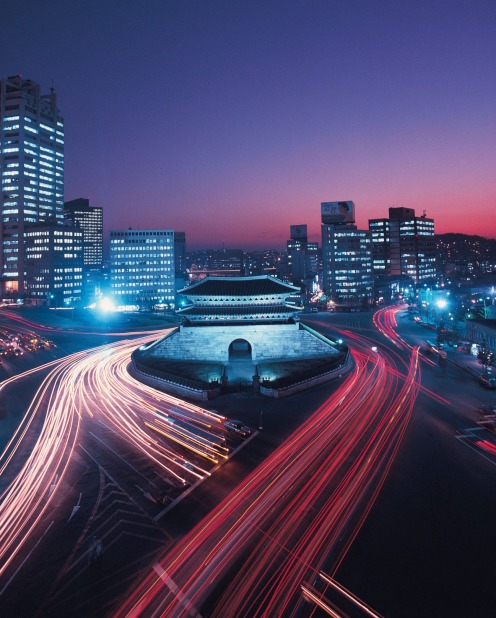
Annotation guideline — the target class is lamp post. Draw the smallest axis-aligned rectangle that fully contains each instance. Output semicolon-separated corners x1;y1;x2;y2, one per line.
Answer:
259;409;263;431
436;298;447;328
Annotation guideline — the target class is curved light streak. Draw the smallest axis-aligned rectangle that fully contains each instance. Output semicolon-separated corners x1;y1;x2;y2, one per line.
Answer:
114;313;422;618
0;329;228;584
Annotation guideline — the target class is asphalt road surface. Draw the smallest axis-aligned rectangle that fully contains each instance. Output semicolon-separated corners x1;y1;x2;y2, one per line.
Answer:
1;307;495;617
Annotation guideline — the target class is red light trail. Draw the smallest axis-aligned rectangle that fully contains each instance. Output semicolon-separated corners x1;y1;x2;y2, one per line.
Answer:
115;308;422;617
0;305;443;615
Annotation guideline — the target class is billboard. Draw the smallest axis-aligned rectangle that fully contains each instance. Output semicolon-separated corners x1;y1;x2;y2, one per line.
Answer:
290;224;307;240
321;201;355;224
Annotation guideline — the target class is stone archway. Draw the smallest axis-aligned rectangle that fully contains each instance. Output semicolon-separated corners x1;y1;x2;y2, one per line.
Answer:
228;338;252;361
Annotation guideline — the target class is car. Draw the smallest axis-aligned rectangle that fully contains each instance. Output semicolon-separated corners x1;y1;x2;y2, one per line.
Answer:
224;420;251;437
479;404;496;416
479;375;496;389
424;340;438;353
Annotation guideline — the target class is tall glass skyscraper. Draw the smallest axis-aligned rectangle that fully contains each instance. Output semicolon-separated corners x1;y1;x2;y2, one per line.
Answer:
0;75;64;296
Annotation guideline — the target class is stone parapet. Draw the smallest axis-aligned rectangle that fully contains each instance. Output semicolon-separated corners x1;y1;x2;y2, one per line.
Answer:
146;323;339;363
260;351;351;398
128;363;217;401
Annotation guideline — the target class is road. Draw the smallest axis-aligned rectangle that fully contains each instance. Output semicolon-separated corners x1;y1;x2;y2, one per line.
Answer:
114;310;422;617
333;307;496;617
1;306;495;616
0;318;234;616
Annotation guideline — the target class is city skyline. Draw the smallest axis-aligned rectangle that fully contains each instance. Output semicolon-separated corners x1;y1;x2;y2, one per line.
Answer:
2;0;495;249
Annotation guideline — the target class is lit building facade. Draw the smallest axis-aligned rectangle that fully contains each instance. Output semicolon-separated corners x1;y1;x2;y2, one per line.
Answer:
174;231;186;277
24;224;83;305
64;198;103;303
287;224;308;284
0;76;64;296
321;201;373;309
110;229;175;307
369;207;436;285
286;225;319;302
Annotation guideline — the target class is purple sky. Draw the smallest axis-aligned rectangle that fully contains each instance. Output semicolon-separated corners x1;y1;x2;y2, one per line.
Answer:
2;0;495;250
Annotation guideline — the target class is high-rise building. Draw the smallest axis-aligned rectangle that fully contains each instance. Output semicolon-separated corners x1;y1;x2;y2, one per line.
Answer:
0;75;64;296
321;201;373;310
109;229;175;308
64;198;103;303
173;231;187;300
369;207;436;285
287;225;307;285
24;223;83;305
287;225;319;278
174;231;186;277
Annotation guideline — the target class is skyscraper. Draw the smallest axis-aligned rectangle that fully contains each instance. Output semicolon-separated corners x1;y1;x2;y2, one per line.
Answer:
286;224;319;300
0;75;64;297
287;225;308;285
369;207;436;285
321;201;373;310
64;198;103;303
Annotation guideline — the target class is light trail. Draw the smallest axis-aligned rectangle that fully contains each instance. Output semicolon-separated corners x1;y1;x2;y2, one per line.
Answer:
1;305;426;614
0;328;228;586
114;317;422;618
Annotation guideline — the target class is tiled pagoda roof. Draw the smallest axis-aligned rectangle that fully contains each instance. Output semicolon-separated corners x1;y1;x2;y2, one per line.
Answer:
179;275;300;298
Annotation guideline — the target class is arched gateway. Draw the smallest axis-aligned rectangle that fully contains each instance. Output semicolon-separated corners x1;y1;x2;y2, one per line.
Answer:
228;338;252;360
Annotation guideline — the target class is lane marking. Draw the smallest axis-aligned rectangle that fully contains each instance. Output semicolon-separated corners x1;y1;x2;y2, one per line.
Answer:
154;430;259;522
153;563;202;618
0;521;54;596
89;431;160;489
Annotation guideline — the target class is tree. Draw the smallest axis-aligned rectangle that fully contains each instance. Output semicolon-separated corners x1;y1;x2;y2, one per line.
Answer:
477;346;494;372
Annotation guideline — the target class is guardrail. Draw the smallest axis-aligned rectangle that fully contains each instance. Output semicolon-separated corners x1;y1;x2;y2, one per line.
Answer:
130;351;221;401
260;351;351;398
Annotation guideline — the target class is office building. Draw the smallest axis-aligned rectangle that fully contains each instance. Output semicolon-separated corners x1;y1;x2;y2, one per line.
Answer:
173;231;187;296
109;229;175;308
1;75;64;296
24;223;83;305
64;198;103;303
174;231;186;277
369;207;436;285
321;201;374;309
287;225;307;284
286;224;319;301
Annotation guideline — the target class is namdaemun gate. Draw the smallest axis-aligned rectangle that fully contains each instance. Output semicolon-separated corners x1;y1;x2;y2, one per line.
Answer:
137;275;343;398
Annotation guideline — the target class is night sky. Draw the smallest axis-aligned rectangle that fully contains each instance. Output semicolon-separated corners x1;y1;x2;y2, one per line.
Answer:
2;0;495;250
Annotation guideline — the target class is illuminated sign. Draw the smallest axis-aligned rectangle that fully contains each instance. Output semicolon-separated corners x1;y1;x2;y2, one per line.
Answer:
321;201;355;224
